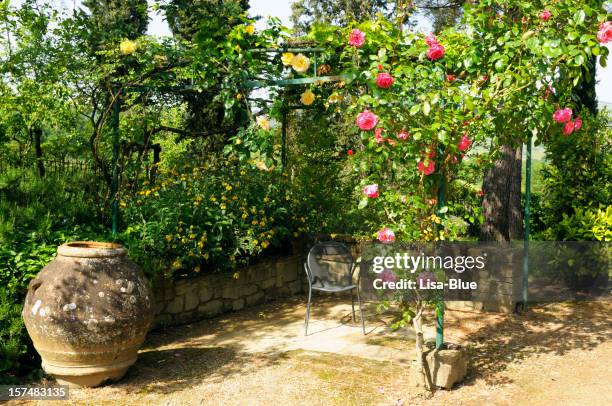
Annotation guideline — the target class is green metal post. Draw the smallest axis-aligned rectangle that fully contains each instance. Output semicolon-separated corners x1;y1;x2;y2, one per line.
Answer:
111;87;121;236
436;146;446;350
522;135;532;311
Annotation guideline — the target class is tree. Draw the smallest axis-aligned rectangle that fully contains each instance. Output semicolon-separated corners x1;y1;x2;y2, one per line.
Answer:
290;0;393;35
160;0;250;147
81;0;149;49
0;0;75;177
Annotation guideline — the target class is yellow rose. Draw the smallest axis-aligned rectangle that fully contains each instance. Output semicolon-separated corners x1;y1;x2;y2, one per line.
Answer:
255;160;269;171
291;53;310;73
256;115;270;131
300;89;315;106
327;93;344;104
119;40;137;55
281;52;295;66
245;25;255;35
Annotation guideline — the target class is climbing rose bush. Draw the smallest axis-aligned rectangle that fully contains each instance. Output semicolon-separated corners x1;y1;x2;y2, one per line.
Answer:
307;0;609;242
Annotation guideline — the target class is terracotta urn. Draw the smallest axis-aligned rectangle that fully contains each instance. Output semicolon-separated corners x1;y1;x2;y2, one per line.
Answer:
22;242;154;387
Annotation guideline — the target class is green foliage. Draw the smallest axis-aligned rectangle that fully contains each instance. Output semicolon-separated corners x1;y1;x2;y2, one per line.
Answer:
540;113;611;240
120;159;298;278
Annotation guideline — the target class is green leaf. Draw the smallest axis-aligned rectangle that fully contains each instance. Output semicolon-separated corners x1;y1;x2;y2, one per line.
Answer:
409;104;421;116
358;198;369;209
573;10;586;25
422;101;431;116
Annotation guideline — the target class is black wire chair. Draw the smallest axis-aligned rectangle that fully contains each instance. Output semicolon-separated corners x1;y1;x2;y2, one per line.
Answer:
303;242;366;335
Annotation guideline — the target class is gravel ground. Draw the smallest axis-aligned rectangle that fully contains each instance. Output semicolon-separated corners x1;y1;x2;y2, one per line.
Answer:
10;298;611;406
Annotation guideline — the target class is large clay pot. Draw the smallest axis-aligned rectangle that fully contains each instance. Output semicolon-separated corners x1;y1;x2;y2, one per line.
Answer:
22;242;154;387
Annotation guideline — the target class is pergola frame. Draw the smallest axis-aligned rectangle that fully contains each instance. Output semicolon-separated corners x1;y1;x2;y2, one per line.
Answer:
108;45;535;350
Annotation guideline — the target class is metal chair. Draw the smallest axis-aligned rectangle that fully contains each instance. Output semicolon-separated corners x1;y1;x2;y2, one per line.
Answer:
303;242;365;335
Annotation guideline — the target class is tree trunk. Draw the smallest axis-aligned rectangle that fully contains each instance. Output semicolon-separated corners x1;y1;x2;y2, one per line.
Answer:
33;127;45;178
411;304;431;391
481;144;523;241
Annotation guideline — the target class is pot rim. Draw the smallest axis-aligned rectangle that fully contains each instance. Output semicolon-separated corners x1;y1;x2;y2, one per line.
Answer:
57;241;127;258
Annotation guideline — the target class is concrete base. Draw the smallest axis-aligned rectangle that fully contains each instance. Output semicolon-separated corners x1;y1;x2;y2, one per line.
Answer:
422;345;468;390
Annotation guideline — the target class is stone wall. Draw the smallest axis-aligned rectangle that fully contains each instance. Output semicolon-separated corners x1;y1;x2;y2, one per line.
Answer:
151;255;304;329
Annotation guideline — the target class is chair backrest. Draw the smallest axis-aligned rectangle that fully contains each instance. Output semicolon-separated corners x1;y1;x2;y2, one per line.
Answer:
306;242;354;286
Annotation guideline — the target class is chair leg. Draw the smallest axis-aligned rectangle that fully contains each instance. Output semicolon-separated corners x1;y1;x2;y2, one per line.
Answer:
357;287;366;335
305;287;312;336
351;290;356;322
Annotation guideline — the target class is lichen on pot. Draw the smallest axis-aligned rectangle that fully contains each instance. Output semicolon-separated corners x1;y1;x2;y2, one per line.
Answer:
22;241;154;387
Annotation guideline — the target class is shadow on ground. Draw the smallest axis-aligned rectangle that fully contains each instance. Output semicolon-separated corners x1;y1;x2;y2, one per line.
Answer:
453;300;612;386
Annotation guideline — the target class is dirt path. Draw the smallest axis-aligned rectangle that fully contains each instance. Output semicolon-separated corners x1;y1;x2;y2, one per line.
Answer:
12;299;612;406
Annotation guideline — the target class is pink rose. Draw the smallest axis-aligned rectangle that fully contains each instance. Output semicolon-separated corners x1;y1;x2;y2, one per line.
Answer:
400;195;408;204
375;72;394;89
375;127;385;144
397;130;409;140
381;268;398;283
348;29;365;47
363;184;379;198
563;120;575;135
539;10;551;21
574;117;583;131
427;43;445;60
458;134;472;151
356;110;378;130
597;21;612;44
553;108;572;123
377;227;395;244
425;34;439;46
417;160;435;175
416;271;436;287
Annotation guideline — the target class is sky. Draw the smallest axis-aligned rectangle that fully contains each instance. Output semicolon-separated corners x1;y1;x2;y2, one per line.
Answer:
12;0;612;103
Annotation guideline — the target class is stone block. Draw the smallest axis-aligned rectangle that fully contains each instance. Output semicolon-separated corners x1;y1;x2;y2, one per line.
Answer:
222;284;240;300
245;291;265;306
287;280;303;295
422;346;468;390
184;290;199;311
198;284;213;302
174;279;192;296
261;277;276;289
166;296;184;314
232;298;245;311
153;300;166;315
240;284;258;297
281;265;298;282
198;300;223;317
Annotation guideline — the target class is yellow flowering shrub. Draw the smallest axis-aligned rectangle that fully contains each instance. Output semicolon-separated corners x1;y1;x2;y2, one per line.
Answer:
122;160;295;277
